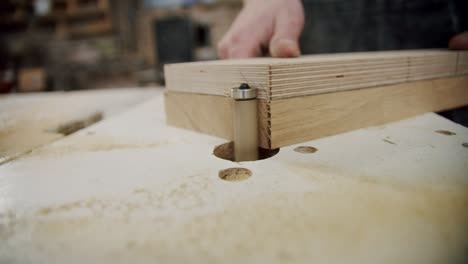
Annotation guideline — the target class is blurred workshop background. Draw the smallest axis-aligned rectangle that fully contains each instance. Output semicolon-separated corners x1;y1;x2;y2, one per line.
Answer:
0;0;242;93
1;0;466;95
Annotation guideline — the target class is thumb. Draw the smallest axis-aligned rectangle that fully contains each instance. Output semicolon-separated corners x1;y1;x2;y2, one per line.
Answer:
269;8;304;58
449;31;468;50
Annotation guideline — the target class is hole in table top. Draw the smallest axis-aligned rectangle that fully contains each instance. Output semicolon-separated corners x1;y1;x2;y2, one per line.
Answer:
219;168;252;182
213;141;279;162
294;146;318;154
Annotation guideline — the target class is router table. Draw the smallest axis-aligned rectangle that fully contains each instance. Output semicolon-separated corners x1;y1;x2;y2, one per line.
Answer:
0;88;467;264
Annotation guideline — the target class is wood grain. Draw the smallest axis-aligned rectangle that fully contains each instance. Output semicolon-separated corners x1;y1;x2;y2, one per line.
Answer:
269;75;468;148
165;75;468;149
164;91;270;147
164;91;233;139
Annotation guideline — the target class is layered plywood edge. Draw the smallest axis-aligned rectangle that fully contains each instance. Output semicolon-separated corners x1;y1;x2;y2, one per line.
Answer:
165;50;468;100
164;50;468;149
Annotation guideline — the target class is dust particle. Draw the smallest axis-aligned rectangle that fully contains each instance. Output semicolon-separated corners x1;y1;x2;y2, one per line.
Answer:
126;240;137;249
133;188;149;194
383;139;396;145
38;207;52;215
435;130;456;136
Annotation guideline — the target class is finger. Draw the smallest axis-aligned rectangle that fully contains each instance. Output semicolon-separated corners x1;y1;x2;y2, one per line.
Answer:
218;31;263;59
270;38;301;58
218;23;266;59
228;44;262;58
449;31;468;50
217;4;274;59
269;5;304;58
217;38;231;59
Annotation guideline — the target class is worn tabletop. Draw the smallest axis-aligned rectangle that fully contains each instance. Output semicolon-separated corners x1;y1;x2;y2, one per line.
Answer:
0;89;467;264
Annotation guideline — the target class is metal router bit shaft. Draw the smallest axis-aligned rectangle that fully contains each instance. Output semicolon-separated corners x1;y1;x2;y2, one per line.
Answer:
231;83;258;162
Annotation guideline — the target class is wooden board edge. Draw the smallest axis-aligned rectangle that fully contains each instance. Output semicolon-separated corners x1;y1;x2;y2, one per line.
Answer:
269;75;468;148
164;91;271;149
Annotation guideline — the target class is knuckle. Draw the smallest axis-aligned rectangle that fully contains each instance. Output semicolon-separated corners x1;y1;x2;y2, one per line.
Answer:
217;41;229;58
228;34;243;46
217;39;227;51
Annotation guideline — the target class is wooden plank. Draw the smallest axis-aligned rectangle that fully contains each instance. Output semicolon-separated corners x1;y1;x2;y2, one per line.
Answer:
164;50;468;100
0;88;159;165
269;75;468;148
1;90;467;263
164;91;234;140
164;92;271;148
165;75;468;149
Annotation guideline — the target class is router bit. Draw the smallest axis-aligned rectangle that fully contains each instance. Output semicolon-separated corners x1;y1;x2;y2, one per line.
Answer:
231;83;258;162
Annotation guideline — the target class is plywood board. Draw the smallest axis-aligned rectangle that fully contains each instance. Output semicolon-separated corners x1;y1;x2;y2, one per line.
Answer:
164;92;271;147
164;91;234;139
269;75;468;148
165;75;468;149
165;49;468;100
0;88;159;164
1;90;467;263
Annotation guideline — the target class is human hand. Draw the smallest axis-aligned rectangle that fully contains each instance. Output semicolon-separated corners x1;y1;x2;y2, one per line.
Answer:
449;31;468;50
217;0;304;59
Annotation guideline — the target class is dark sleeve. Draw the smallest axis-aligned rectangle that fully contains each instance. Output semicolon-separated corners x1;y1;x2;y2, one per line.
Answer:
454;0;468;31
300;0;463;53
